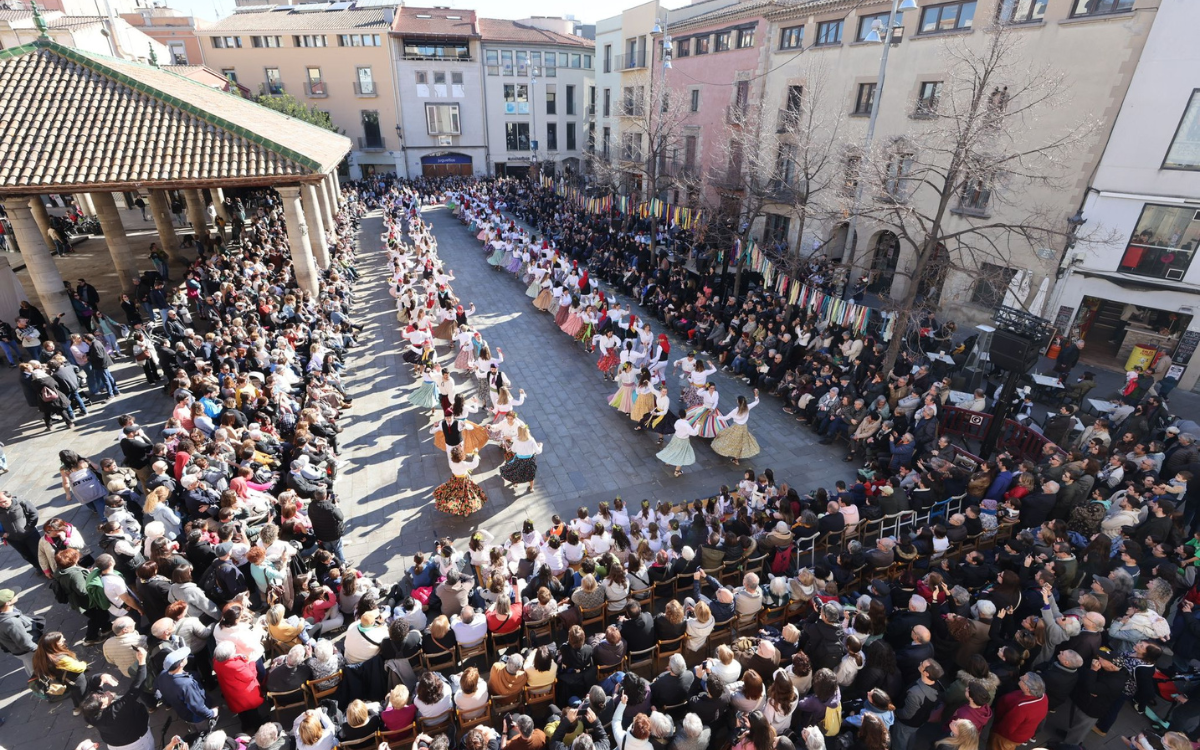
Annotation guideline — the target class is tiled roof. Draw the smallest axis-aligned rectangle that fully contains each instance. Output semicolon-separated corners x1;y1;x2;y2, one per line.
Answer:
765;0;882;20
205;6;391;32
0;41;351;193
478;18;593;48
392;6;478;37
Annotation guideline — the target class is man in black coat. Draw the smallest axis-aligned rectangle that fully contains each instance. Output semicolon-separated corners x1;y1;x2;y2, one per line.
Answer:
0;491;41;574
618;601;655;653
801;601;847;672
120;425;155;483
85;335;120;399
48;357;89;418
885;596;933;650
1019;484;1058;530
1035;649;1082;711
895;625;936;687
307;489;347;565
649;653;694;710
1053;340;1083;378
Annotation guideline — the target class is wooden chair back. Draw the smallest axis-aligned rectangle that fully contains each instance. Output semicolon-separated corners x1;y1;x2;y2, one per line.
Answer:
596;657;625;683
489;629;522;661
377;723;416;749
456;700;492;731
306;672;341;707
524;681;556;717
423;648;457;674
578;603;606;632
419;709;454;736
266;686;307;725
655;635;685;673
626;645;656;678
458;637;488;665
524;618;554;649
339;735;379;750
629;585;654;614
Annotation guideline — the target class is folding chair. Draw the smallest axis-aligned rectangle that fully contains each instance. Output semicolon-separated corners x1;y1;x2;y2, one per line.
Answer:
524;682;555;718
524;617;554;649
267;686;307;726
489;629;522;661
707;618;734;655
626;645;655;678
377;724;416;749
758;605;786;630
579;603;606;633
306;672;342;708
424;648;456;674
596;657;625;683
630;585;654;614
419;709;454;736
457;701;492;732
491;690;524;719
458;637;488;666
733;611;760;637
339;735;378;750
655;635;685;673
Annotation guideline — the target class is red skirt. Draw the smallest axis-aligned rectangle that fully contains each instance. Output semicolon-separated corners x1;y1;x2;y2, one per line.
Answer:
597;352;620;372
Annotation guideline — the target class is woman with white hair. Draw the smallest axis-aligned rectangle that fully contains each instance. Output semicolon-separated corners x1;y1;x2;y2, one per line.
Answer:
305;640;344;692
764;575;790;608
670;713;711;750
649;711;676;749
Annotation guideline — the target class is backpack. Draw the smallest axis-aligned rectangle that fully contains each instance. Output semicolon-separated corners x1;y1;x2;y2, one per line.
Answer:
85;568;113;612
200;560;229;603
822;703;843;736
48;575;70;605
769;544;793;576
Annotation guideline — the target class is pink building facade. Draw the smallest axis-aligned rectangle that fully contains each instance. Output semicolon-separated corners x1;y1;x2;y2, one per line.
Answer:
663;4;773;209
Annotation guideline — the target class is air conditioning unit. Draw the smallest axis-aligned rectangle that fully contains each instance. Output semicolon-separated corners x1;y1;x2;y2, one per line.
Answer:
438;135;453;146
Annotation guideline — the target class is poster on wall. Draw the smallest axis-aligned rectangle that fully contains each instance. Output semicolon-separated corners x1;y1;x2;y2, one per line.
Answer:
1054;305;1074;335
1175;329;1200;365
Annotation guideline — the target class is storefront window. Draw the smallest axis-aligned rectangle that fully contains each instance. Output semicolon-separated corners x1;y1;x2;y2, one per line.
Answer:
1118;203;1200;281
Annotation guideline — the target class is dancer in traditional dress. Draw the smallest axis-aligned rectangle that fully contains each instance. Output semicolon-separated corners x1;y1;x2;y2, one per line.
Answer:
630;371;656;423
487;239;507;267
576;306;599;349
681;358;717;408
711;391;761;465
499;424;543;491
532;274;555;309
637;385;674;446
560;300;583;337
685;382;724;438
408;364;442;416
656;408;699;477
490;386;526;422
527;263;549;299
553;285;572;327
469;345;503;400
489;411;526;455
609;362;637;414
436;368;456;413
453;327;480;371
433;395;490;455
433;446;486;516
432;304;458;341
594;330;622;380
647;334;671;384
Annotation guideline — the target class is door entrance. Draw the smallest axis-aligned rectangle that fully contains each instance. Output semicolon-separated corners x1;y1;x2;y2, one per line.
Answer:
421;153;473;177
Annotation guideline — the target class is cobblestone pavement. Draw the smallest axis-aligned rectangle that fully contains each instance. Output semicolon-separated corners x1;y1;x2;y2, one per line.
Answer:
0;207;1149;749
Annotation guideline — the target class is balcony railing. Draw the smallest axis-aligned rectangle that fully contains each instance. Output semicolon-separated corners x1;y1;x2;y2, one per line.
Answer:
259;82;285;96
353;81;378;97
358;136;387;151
776;108;801;133
615;51;647;70
768;179;802;201
305;81;327;97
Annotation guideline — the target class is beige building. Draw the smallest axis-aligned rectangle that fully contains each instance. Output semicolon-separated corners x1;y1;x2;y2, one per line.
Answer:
198;5;400;178
754;0;1157;326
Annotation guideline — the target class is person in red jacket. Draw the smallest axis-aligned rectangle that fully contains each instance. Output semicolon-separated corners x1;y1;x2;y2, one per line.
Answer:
213;640;266;734
989;673;1049;750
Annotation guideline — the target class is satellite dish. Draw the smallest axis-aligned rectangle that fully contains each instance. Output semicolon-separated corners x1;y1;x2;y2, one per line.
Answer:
1034;247;1056;260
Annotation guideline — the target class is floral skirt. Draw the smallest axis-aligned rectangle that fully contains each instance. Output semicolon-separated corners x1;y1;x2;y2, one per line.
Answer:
631;393;656;422
686;405;724;438
534;289;555;310
434;475;487;516
656;436;696;467
434;421;489;454
710;422;761;459
454;346;473;371
682;384;704;408
597;352;620;372
609;383;634;413
408;380;441;409
499;455;538;484
554;303;571;327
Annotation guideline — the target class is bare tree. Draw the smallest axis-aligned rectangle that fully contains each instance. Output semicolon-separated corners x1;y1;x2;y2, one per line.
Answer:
848;23;1104;373
599;70;703;250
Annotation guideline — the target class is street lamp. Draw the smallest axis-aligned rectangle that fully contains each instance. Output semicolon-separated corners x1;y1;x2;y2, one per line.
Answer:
840;0;918;285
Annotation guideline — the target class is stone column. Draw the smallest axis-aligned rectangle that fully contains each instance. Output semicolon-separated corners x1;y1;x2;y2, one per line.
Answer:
74;193;96;215
211;188;230;222
27;195;54;248
278;186;319;295
90;192;139;295
316;176;336;237
1;196;76;326
183;188;209;246
329;172;341;203
301;183;329;269
147;189;183;266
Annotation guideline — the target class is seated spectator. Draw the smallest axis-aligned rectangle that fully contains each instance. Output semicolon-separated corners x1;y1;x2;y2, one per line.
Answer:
488;652;528;700
343;608;387;664
596;625;629;668
338;699;382;744
454;666;489;713
414;670;453;719
381;684;417;731
651;654;694;709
